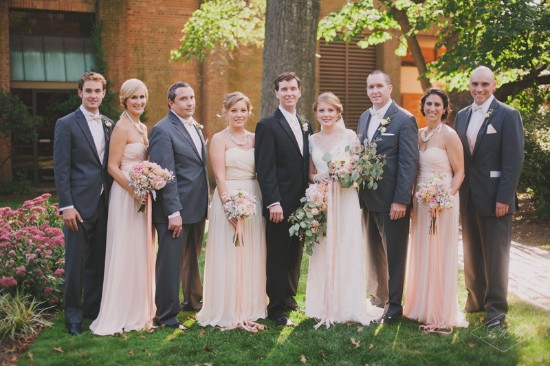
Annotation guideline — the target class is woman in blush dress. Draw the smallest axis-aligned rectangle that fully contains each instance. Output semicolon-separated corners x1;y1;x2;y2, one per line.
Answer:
403;88;468;334
196;92;267;332
305;92;383;328
90;79;155;335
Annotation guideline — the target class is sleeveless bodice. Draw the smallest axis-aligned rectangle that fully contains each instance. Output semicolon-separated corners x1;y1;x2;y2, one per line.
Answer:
121;143;148;175
419;148;452;183
225;148;255;180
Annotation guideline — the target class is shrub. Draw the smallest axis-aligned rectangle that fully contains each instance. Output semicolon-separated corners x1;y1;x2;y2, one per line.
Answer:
0;194;65;307
0;291;52;341
519;112;550;218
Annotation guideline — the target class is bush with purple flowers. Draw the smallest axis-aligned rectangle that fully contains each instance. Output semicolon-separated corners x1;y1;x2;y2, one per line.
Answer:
0;194;65;308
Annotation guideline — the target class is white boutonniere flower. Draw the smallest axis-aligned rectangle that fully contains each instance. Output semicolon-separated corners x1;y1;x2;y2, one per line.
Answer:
484;109;494;120
103;119;112;128
378;117;392;133
301;122;309;132
190;117;204;130
297;115;308;132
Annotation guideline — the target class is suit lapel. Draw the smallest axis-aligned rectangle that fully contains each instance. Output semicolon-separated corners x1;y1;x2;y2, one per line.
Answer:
101;118;111;167
361;112;372;142
75;109;101;164
170;112;203;162
472;99;500;157
459;108;474;158
372;102;397;142
276;109;302;157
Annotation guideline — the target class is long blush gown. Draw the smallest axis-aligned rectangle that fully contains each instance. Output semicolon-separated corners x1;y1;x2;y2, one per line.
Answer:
90;143;156;335
306;129;383;328
403;147;468;330
196;148;267;329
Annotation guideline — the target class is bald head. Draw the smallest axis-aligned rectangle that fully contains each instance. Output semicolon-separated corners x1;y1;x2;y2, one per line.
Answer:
469;66;497;105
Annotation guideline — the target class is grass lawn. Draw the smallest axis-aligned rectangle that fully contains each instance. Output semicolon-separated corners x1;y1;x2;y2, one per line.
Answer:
19;253;550;366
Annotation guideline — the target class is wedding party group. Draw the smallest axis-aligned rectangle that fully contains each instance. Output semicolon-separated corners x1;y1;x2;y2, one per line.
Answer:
53;65;524;337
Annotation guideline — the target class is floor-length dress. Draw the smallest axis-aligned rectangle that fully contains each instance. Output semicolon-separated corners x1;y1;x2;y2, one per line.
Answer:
306;129;383;328
196;148;267;328
403;147;468;330
90;143;156;335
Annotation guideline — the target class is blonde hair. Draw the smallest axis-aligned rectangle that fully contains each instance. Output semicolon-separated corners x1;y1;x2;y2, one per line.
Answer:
221;91;253;116
313;92;343;114
119;79;148;110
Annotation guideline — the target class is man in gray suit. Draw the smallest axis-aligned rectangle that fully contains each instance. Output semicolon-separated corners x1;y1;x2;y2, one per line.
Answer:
454;66;524;328
54;71;113;335
149;82;208;330
357;70;418;324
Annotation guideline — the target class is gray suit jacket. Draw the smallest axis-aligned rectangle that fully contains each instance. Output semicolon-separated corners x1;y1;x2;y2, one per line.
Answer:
454;98;524;216
357;101;419;212
53;108;113;219
149;111;208;224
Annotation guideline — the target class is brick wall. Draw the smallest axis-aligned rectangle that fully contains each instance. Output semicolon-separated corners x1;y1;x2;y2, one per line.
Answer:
9;0;94;12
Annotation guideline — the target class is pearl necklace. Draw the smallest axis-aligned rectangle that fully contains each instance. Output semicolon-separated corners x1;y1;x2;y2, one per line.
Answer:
227;128;248;146
124;111;145;136
421;123;442;142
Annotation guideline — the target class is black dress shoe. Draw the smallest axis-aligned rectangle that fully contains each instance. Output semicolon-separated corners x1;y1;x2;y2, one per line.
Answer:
485;318;505;328
162;322;187;331
67;323;83;335
375;314;402;325
273;316;295;327
181;304;202;312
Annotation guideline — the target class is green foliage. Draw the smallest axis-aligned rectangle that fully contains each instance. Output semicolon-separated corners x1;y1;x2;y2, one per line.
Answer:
0;171;34;195
519;112;550;218
0;291;52;341
0;90;41;143
171;0;265;62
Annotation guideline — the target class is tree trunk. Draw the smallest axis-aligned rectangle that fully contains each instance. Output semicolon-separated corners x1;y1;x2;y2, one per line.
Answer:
260;0;321;122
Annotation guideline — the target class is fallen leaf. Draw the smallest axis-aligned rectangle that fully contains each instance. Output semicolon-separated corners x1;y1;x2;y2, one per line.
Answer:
468;342;475;348
357;326;364;332
204;345;213;352
139;335;146;339
128;350;134;356
147;351;152;357
369;343;374;350
28;352;33;361
300;354;307;364
199;329;206;337
204;363;213;366
53;347;64;353
351;337;361;348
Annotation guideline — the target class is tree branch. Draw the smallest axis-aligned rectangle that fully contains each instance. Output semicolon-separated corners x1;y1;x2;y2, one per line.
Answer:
495;72;550;101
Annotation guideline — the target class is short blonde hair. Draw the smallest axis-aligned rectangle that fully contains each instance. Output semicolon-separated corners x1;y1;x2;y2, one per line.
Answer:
221;91;253;115
119;79;148;109
312;92;343;114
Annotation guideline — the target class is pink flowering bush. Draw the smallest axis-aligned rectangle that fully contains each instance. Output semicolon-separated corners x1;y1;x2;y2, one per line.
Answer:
0;193;65;308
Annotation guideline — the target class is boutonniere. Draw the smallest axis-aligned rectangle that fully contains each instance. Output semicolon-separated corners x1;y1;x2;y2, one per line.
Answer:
484;109;494;120
190;117;204;130
378;116;392;133
103;119;112;128
298;115;309;132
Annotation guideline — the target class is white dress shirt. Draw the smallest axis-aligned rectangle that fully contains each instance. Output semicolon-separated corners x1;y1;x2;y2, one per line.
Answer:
279;106;303;155
173;111;203;159
366;100;392;142
466;95;494;152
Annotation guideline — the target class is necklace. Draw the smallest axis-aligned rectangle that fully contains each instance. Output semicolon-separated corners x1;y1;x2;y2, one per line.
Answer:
227;128;248;146
421;123;442;142
125;111;145;136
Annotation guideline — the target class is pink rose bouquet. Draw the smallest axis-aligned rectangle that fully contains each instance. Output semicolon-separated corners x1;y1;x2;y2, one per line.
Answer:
128;161;175;213
222;189;258;246
415;172;454;235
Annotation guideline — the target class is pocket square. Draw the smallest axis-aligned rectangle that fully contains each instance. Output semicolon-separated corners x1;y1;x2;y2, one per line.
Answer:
486;124;497;134
381;133;395;136
490;171;501;178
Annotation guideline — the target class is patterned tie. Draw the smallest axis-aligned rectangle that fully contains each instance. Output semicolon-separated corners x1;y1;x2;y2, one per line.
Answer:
89;114;102;124
467;105;485;152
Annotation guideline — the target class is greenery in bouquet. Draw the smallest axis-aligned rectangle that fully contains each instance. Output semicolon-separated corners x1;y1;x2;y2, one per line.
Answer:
323;141;386;189
289;183;328;255
0;194;65;308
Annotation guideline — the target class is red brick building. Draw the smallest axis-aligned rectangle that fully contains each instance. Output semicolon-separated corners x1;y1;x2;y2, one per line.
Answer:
0;0;434;186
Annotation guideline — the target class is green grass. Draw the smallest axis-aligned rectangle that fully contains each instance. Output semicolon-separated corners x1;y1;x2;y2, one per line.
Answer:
18;253;550;366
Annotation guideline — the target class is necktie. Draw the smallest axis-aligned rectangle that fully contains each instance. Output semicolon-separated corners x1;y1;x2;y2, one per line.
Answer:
89;114;102;124
289;116;303;155
183;118;203;158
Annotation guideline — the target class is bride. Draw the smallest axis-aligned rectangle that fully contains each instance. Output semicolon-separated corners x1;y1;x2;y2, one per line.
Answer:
305;92;383;328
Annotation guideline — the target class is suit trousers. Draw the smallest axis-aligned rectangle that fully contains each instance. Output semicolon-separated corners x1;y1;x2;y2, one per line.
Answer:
265;219;303;319
155;219;205;326
461;194;512;320
64;195;107;325
363;209;410;317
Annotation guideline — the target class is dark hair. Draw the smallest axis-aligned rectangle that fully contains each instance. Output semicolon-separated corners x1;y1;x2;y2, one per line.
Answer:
167;81;192;102
420;87;451;121
78;71;106;91
273;72;301;91
367;70;391;85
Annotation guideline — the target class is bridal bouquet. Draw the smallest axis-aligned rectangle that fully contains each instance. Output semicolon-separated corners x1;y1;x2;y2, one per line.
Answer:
289;183;329;255
323;141;386;189
222;189;257;246
415;172;454;235
128;161;175;213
